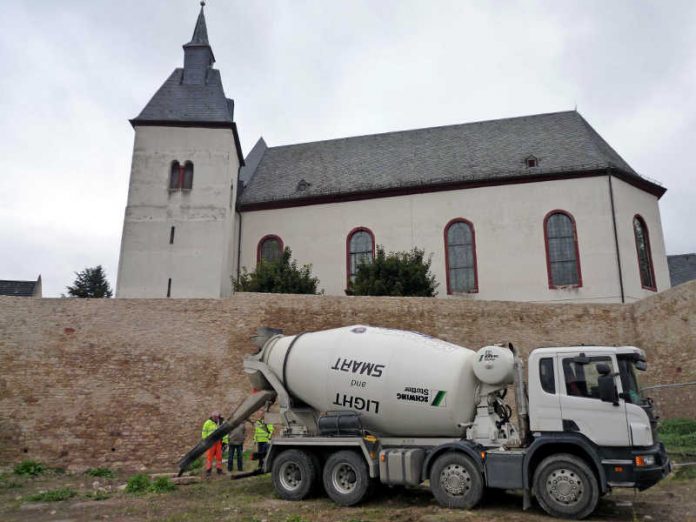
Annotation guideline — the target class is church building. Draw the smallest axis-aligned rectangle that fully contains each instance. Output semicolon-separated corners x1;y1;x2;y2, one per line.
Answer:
116;5;670;303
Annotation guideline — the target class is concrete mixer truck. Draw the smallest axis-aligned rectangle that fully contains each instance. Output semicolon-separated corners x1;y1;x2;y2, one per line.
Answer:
179;325;670;520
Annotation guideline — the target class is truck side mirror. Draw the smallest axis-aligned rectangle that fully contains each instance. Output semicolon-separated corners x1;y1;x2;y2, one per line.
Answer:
598;373;618;406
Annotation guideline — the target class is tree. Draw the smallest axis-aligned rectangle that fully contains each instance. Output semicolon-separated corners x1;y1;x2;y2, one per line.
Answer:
66;265;113;298
346;246;438;297
234;248;321;294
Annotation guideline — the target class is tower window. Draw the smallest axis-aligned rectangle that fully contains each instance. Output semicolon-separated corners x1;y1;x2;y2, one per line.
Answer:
444;218;478;294
544;210;582;288
169;226;175;245
166;278;172;298
347;227;375;284
169;160;194;190
525;156;539;168
633;215;656;290
257;235;284;264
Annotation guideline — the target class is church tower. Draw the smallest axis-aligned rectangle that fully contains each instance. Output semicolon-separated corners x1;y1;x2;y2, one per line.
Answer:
116;3;244;298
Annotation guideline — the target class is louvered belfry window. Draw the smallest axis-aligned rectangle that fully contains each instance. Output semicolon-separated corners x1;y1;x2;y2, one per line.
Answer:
633;216;656;290
545;211;581;287
169;160;194;190
445;219;478;293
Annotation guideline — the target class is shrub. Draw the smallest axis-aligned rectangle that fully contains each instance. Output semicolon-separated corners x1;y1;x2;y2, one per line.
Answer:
235;248;321;294
346;246;438;297
27;488;77;502
150;476;176;493
14;460;46;477
86;467;114;478
125;473;151;494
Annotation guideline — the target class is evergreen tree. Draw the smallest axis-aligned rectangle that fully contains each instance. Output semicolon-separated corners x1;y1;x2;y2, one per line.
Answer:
234;248;321;294
346;246;438;297
66;265;113;298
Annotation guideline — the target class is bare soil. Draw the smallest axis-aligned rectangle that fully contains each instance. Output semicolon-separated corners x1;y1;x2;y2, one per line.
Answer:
1;466;695;522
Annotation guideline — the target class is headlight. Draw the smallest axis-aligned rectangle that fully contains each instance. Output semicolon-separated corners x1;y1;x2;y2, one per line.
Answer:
635;455;656;467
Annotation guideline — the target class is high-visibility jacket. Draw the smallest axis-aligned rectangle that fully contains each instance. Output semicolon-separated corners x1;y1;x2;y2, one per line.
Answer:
202;418;220;439
254;421;274;443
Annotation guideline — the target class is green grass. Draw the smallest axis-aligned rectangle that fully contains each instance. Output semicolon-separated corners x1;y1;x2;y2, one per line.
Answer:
26;488;77;502
674;465;696;481
125;473;151;494
150;476;176;493
285;515;309;522
659;419;696;456
13;460;46;477
84;490;111;501
86;467;114;478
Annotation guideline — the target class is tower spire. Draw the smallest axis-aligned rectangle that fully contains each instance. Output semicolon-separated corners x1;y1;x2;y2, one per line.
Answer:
182;2;215;84
188;2;210;46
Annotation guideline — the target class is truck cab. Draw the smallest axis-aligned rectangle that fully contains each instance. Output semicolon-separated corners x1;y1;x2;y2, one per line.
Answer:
527;346;669;491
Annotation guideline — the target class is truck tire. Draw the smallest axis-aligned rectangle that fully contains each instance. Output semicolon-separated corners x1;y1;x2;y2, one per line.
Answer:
322;450;372;506
430;452;483;509
533;453;599;520
271;449;318;501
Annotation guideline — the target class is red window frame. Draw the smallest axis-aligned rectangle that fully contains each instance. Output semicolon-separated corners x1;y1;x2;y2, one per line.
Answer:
632;214;657;291
346;226;375;287
543;209;583;289
256;234;284;264
443;218;479;294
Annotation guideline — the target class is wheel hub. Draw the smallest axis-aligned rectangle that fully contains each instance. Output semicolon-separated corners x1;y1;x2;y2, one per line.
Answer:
546;468;583;505
332;463;357;494
440;464;471;496
279;462;302;491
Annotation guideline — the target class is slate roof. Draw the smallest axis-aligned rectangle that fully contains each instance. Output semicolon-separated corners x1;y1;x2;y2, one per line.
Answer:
132;68;234;125
239;111;664;208
668;254;696;287
0;279;39;297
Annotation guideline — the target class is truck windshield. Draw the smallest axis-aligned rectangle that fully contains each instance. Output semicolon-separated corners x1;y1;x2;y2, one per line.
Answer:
618;355;643;405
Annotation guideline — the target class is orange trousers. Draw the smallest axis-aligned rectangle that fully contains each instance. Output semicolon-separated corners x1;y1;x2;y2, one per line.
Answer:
205;441;223;471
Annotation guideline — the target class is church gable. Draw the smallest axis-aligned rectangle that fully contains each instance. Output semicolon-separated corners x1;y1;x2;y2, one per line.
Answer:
238;111;664;210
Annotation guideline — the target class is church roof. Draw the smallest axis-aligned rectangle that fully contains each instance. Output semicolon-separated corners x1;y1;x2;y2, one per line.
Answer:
238;111;665;210
668;254;696;287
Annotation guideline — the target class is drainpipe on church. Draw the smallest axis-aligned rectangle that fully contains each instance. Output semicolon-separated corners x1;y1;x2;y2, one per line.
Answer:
607;169;625;304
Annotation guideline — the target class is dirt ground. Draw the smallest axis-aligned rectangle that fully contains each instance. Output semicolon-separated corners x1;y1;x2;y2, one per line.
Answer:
1;465;695;522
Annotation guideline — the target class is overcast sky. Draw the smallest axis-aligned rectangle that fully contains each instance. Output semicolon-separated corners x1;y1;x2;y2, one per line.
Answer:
1;0;694;297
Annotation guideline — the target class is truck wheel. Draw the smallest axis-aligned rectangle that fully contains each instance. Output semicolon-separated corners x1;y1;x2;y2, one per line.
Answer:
271;449;318;501
322;450;372;506
430;452;483;509
533;453;599;520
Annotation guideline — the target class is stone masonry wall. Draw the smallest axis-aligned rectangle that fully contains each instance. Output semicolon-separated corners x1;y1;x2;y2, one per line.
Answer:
0;282;694;471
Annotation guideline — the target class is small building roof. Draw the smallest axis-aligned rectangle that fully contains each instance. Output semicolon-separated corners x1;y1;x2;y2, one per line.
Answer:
238;111;664;210
668;254;696;287
0;276;41;297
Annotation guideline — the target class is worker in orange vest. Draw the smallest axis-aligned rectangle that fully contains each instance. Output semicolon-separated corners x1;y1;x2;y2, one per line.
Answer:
201;411;224;476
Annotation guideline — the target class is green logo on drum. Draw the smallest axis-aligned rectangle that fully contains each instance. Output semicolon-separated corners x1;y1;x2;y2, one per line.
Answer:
431;390;447;407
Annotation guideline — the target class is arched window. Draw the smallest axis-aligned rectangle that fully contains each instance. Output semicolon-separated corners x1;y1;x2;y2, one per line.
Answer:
183;161;194;190
633;215;656;290
168;160;194;190
346;227;375;284
257;235;284;264
169;161;181;190
544;210;582;288
444;219;478;294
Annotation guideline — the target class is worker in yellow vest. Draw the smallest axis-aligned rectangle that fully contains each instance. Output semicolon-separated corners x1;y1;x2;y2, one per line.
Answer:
201;411;224;476
253;418;274;469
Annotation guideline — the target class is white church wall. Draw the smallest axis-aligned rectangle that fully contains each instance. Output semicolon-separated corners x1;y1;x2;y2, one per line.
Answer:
239;176;643;303
610;176;670;301
117;126;239;298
